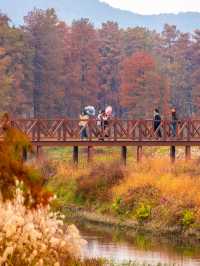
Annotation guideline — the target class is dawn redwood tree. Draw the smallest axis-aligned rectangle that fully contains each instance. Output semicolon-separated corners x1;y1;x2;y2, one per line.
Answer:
120;52;162;118
98;22;122;115
174;33;193;116
0;13;33;116
122;27;159;56
24;8;66;117
160;24;182;113
191;30;200;115
70;18;99;115
0;47;12;112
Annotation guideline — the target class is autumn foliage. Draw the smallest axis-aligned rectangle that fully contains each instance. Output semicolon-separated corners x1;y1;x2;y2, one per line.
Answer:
0;114;51;207
0;8;199;118
120;52;161;117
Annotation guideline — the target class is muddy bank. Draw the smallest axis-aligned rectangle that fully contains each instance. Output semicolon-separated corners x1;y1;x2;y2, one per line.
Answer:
63;205;200;245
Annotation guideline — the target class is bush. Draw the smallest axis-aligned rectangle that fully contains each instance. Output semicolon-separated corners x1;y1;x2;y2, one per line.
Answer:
182;210;195;227
118;185;161;215
111;197;124;215
76;162;125;203
0;117;52;207
135;203;151;222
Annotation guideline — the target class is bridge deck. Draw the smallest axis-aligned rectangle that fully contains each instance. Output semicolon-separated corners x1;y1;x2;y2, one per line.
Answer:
31;140;200;147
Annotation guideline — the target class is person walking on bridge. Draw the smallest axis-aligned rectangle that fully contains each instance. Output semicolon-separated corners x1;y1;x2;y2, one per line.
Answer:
153;108;162;138
79;110;89;139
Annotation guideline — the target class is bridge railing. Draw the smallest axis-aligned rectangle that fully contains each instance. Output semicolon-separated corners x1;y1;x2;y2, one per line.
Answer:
1;118;200;142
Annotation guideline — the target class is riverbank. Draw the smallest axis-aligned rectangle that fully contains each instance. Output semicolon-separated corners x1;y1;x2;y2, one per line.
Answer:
45;147;200;244
63;205;200;245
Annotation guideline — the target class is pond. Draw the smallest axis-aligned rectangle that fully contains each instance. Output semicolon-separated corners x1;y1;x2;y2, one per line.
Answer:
77;222;200;266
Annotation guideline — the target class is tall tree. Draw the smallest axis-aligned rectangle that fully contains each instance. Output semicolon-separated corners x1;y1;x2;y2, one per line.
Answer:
123;27;159;56
0;13;33;116
24;8;66;117
120;52;162;118
98;21;122;115
191;30;200;115
69;18;99;115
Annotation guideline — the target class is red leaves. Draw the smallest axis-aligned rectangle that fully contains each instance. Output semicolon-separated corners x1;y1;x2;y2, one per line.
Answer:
120;52;162;117
0;116;52;208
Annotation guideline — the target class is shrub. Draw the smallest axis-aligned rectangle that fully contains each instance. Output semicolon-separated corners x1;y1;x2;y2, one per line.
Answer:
135;203;151;222
111;197;125;215
119;185;161;215
182;210;195;227
0;117;52;207
76;162;125;202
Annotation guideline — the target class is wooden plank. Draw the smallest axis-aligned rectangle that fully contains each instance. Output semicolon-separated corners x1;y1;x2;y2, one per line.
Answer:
30;140;200;147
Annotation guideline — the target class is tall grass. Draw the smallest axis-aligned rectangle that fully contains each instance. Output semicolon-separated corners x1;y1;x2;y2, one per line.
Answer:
47;153;200;233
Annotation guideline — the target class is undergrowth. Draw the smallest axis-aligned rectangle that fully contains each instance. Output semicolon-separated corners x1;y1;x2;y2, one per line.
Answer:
47;153;200;237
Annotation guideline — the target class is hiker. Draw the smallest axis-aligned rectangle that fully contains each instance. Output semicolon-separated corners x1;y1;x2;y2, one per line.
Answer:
79;110;89;139
97;110;103;127
171;108;178;137
101;110;109;138
153;108;162;138
104;106;113;137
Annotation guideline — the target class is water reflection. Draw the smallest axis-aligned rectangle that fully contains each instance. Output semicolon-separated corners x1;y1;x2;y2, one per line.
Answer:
79;225;200;265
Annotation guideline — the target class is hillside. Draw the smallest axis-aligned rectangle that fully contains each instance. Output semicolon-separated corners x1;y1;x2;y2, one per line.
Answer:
0;0;200;32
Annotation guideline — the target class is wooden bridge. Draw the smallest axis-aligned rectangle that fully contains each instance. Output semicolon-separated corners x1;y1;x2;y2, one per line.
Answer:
4;118;200;164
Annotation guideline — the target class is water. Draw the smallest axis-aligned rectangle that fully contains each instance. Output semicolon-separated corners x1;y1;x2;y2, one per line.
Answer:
77;223;200;265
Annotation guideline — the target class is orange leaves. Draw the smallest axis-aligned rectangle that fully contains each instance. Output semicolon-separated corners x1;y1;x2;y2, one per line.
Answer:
0;115;52;208
120;52;161;117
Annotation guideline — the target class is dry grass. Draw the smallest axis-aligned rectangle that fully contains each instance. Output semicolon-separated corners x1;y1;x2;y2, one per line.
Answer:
112;159;200;227
46;149;200;232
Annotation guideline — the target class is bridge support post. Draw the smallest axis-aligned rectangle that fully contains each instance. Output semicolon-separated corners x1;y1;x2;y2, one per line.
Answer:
87;146;93;163
73;146;79;166
137;146;143;163
36;145;42;159
185;146;191;161
22;147;28;162
170;146;176;163
121;146;127;166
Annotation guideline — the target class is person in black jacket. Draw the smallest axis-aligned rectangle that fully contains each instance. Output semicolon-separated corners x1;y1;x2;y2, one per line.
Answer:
153;109;162;138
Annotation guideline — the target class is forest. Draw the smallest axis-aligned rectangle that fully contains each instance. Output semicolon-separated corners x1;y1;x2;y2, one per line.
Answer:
0;8;200;118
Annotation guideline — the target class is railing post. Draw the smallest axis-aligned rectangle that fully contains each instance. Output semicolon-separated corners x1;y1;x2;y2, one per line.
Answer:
88;118;92;141
114;119;117;141
139;120;142;141
170;146;176;163
187;119;191;141
36;119;40;141
163;120;167;141
73;146;79;166
63;119;67;141
121;146;127;166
